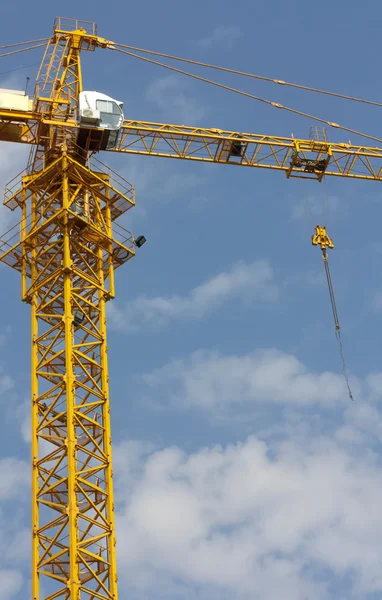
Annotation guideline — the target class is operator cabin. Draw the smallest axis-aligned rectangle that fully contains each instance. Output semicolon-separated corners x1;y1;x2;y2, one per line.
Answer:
0;88;124;151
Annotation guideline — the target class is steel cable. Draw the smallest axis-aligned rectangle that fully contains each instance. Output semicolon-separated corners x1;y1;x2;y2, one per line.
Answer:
0;38;49;50
112;47;382;145
0;44;46;59
114;42;382;108
323;250;354;401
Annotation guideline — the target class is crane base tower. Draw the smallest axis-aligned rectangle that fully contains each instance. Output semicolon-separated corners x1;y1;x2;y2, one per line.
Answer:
1;144;135;599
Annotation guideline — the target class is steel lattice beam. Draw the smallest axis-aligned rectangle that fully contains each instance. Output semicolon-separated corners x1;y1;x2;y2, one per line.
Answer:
0;151;134;600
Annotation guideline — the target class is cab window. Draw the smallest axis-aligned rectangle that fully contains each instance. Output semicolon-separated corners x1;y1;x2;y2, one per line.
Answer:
96;100;121;115
96;100;122;130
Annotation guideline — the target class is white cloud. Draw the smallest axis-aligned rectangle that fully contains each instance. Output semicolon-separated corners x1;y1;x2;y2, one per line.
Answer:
0;570;23;600
14;398;31;443
118;157;206;224
114;429;382;599
0;143;29;235
108;260;277;332
0;456;29;598
140;348;356;412
5;528;30;563
147;75;205;124
197;26;242;50
286;268;326;290
367;371;382;396
289;193;345;223
0;457;29;500
0;369;13;398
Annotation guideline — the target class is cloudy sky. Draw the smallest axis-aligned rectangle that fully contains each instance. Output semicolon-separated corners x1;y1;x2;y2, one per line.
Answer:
1;1;382;599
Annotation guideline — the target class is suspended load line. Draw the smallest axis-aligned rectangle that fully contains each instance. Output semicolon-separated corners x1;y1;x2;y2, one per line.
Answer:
312;226;354;401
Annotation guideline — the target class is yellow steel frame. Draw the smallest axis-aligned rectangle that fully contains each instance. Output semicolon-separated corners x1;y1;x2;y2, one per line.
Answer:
114;121;382;181
1;150;135;600
1;14;382;600
0;18;135;600
29;18;110;170
4;111;382;181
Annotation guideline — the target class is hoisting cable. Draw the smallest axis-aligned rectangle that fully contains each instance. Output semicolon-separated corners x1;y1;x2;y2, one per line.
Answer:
0;38;49;49
0;62;39;77
112;47;382;146
312;226;354;401
0;44;46;59
113;42;382;109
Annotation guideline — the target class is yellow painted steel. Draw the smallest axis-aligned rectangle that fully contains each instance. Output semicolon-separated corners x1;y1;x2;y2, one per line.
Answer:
0;150;135;600
114;122;382;182
0;18;135;600
4;108;382;181
0;151;135;600
312;226;334;250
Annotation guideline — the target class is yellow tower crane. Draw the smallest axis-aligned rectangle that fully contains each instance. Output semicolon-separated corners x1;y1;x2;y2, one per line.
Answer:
0;15;378;600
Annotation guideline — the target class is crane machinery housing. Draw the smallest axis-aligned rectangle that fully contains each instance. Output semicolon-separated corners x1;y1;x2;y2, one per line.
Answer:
0;15;380;600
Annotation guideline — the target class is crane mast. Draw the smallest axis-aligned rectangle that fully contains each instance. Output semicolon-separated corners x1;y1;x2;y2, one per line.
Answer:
1;18;135;600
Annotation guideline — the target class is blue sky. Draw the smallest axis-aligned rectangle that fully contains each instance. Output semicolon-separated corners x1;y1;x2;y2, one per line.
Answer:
1;1;382;599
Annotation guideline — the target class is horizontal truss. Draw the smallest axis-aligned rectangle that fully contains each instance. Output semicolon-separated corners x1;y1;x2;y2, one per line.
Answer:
1;111;382;180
